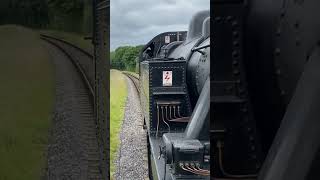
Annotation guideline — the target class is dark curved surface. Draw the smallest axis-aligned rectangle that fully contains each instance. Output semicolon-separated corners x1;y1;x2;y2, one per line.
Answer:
185;77;210;139
258;47;320;180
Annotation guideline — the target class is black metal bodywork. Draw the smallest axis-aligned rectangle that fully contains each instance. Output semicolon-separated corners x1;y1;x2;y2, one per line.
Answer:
212;0;320;179
140;11;210;180
92;0;109;178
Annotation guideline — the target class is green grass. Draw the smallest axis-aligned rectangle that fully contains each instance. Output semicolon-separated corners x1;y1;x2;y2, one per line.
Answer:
0;25;54;180
110;69;128;179
39;30;93;54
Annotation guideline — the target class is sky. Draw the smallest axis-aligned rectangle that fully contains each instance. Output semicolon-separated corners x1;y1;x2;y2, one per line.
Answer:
110;0;210;51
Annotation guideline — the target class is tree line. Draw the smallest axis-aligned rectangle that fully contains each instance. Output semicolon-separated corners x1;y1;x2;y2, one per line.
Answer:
0;0;92;34
111;45;144;72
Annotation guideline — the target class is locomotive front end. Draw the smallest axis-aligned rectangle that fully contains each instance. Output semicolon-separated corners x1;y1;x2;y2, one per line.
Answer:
139;10;210;180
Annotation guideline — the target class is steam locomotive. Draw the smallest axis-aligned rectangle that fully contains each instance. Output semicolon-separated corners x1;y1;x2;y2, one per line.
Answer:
139;0;320;179
139;10;210;179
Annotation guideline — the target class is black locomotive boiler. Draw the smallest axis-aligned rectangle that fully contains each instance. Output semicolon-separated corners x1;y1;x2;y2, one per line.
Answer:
139;10;210;179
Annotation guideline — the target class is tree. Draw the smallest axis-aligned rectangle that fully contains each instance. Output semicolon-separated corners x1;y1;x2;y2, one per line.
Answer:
0;0;49;28
111;51;125;70
47;0;85;32
111;45;144;72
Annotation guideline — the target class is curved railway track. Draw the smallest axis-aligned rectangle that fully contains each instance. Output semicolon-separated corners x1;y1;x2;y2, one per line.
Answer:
122;72;140;95
122;71;150;180
41;35;103;179
120;71;149;179
41;35;94;96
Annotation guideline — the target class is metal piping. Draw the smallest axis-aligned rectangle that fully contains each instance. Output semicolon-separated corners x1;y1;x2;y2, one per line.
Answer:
184;77;210;139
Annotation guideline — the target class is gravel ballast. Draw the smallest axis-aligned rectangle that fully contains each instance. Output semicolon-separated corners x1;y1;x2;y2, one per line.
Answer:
114;76;148;180
43;41;101;180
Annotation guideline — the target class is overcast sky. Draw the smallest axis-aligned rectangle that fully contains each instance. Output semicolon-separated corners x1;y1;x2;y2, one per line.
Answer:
110;0;210;50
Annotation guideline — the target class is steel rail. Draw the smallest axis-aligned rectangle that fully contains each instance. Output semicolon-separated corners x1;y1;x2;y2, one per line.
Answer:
41;36;103;179
40;35;95;99
122;72;140;95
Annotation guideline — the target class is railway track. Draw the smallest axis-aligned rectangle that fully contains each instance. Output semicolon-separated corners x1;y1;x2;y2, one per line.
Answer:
122;72;140;94
41;34;94;95
41;35;103;179
120;71;149;179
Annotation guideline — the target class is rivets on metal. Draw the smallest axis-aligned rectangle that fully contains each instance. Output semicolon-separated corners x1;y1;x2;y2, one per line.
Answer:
233;31;239;38
294;21;299;29
274;48;281;56
276;28;281;36
232;60;238;66
238;86;245;93
249;136;254;141
242;107;248;113
232;51;239;58
233;41;239;47
214;17;222;23
226;16;233;22
251;154;257;159
232;21;238;28
233;69;240;75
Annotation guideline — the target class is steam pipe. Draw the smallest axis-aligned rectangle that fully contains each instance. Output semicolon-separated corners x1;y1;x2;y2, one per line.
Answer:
184;77;210;139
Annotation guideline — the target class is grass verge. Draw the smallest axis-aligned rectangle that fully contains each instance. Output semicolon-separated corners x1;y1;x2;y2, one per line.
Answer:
0;25;54;180
110;69;127;179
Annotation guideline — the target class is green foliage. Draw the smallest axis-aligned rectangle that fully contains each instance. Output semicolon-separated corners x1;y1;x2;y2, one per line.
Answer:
47;0;83;13
0;0;92;34
82;0;93;34
47;0;87;33
0;0;49;28
111;45;144;72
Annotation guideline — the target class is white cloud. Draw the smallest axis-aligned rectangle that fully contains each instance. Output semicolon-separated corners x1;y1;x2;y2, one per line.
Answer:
110;0;210;50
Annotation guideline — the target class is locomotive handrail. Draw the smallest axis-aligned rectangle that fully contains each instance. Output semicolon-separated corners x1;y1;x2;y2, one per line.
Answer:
191;43;210;52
